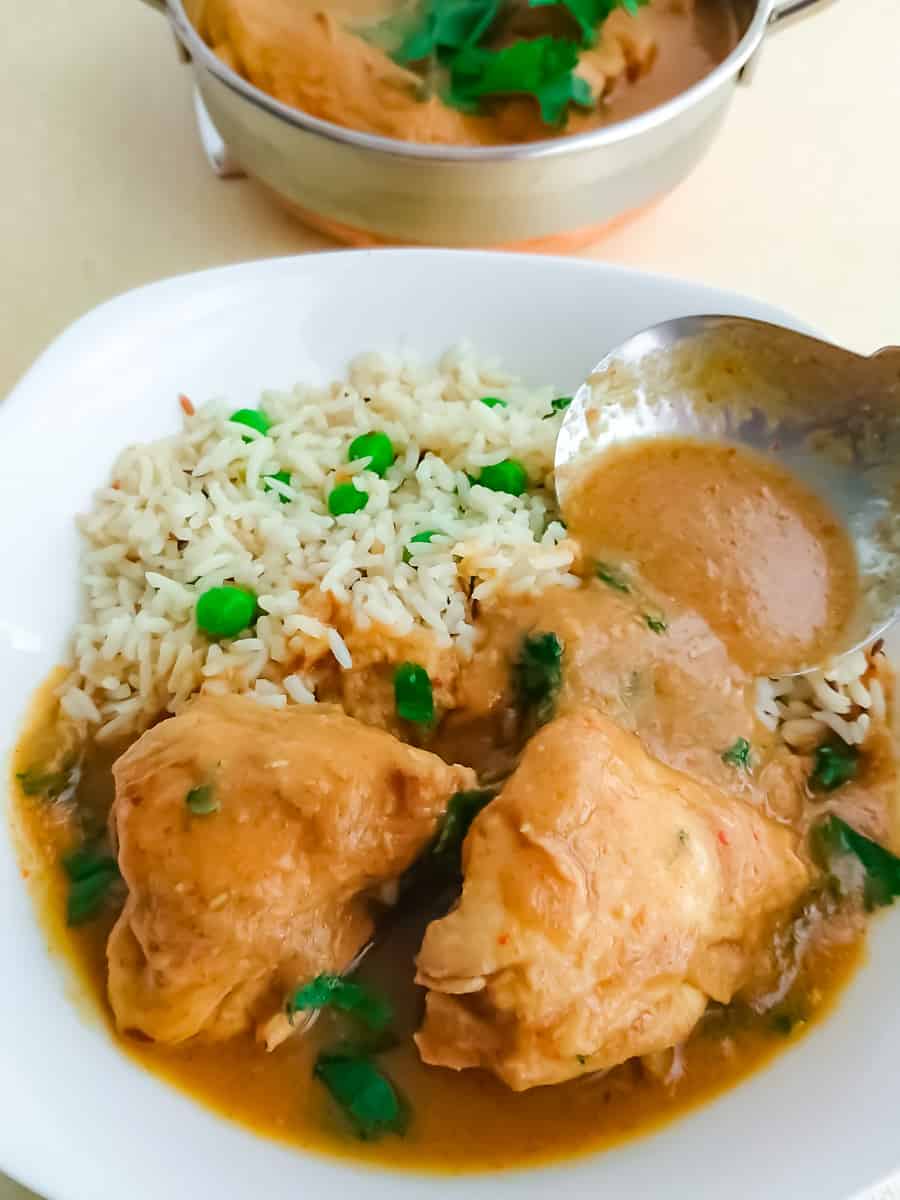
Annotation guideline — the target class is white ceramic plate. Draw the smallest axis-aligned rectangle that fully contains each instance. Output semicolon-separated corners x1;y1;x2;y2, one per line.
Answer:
1;251;897;1200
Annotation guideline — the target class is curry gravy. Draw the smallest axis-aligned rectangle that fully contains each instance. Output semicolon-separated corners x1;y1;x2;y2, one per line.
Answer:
189;0;740;146
566;437;859;676
10;677;869;1173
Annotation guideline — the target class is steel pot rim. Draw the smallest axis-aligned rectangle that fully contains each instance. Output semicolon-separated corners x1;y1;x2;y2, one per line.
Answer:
165;0;778;164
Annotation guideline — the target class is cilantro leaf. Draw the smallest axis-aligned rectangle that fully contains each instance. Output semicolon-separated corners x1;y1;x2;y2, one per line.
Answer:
396;0;501;63
529;0;649;46
315;1052;407;1140
16;764;74;800
62;844;121;926
595;561;630;593
721;737;752;770
287;975;392;1032
811;814;900;911
433;788;497;863
513;631;564;727
809;737;859;793
447;37;594;126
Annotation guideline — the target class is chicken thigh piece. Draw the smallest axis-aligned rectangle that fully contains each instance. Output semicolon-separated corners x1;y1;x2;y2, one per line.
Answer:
416;710;809;1091
107;694;474;1047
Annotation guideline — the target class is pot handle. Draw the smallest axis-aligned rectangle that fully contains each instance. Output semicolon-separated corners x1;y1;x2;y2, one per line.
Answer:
741;0;833;82
136;0;192;63
768;0;835;28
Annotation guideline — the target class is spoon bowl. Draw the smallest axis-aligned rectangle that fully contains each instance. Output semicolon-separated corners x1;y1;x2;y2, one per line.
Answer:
555;315;900;674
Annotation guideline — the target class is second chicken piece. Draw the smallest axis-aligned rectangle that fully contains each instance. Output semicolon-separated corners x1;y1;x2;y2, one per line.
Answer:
416;709;809;1090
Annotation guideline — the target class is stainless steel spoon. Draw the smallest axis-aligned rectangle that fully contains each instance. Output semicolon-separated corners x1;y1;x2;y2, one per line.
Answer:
554;315;900;674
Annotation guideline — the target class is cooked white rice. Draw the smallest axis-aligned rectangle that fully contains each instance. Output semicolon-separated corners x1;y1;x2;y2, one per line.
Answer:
59;346;578;738
58;342;883;752
755;647;887;749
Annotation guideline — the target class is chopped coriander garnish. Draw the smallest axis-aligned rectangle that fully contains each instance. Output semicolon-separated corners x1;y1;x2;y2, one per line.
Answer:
391;0;641;126
809;737;859;792
811;815;900;911
395;0;500;63
62;845;120;926
288;975;392;1032
186;785;218;816
576;1053;588;1065
263;469;292;502
476;458;528;496
433;788;497;863
513;632;563;727
348;431;395;478
328;482;369;517
531;0;649;47
644;614;667;634
16;766;71;800
595;562;630;593
479;395;507;409
721;737;751;770
543;395;574;419
447;37;593;126
315;1052;407;1140
394;662;434;724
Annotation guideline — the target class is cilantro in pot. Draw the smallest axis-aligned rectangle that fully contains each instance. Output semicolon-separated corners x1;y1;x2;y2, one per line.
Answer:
530;0;649;46
396;0;501;62
447;38;593;126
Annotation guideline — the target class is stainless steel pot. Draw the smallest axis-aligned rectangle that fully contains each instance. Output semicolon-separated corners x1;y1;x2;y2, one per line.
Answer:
141;0;830;249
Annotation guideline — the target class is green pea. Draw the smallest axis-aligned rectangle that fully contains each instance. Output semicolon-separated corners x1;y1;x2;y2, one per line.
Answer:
196;586;258;639
263;469;292;503
479;396;507;409
476;459;528;496
403;529;444;565
348;431;395;478
328;482;369;517
229;408;271;441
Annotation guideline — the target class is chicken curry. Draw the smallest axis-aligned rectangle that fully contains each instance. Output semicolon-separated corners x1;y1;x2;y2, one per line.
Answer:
187;0;742;146
12;433;900;1171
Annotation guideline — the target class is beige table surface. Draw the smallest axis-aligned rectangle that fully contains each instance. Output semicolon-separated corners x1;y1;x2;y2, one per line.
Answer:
3;0;900;1196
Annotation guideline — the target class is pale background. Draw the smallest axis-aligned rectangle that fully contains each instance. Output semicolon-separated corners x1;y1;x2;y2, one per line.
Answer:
3;0;899;1195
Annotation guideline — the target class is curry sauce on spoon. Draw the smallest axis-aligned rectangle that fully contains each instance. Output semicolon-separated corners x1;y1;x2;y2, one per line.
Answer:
565;437;860;676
